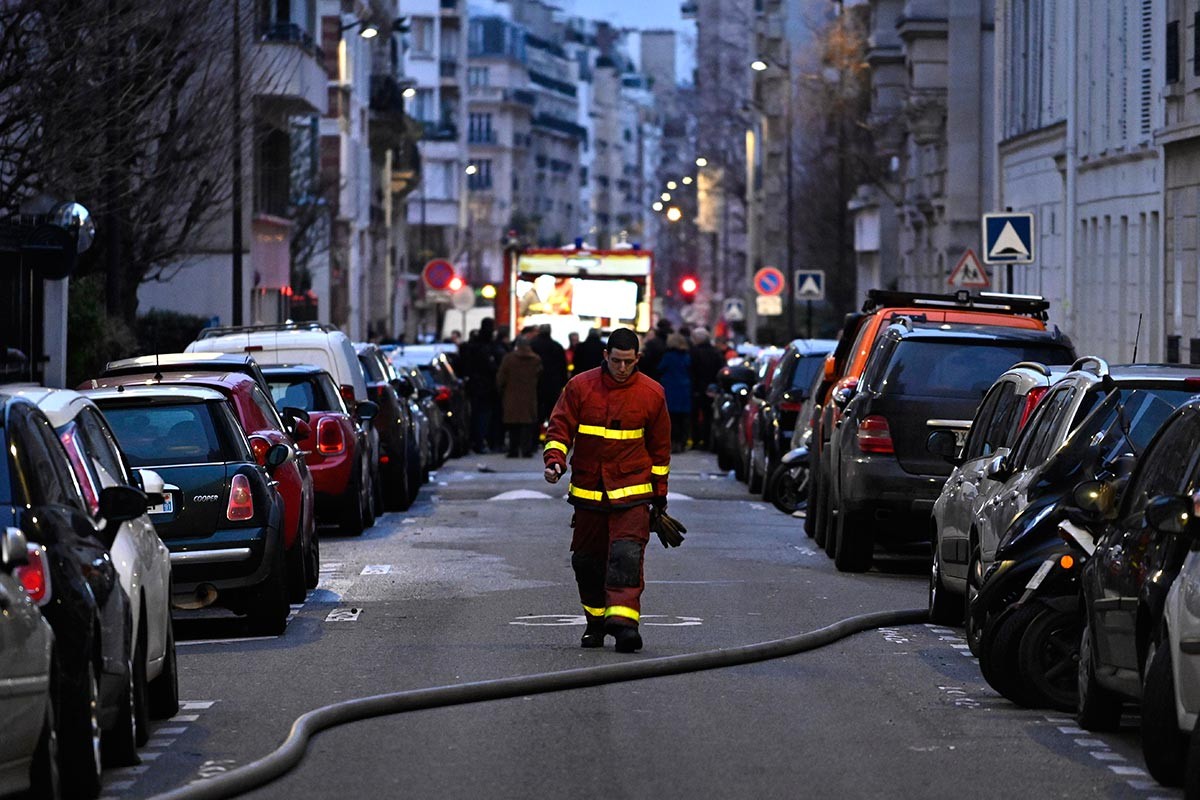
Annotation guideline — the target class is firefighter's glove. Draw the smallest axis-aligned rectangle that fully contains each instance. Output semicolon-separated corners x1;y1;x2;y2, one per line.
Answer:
650;506;686;548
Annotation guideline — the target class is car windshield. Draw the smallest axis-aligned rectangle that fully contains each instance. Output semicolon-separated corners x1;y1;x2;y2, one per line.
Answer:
879;342;1074;398
102;402;226;467
789;354;827;392
268;377;334;412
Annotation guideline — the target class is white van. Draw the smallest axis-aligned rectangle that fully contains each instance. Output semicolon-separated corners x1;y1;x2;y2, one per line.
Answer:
185;324;369;403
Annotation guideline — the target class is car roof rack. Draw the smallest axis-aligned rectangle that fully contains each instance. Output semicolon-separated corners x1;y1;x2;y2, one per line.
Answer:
196;321;340;340
862;289;1050;320
1069;355;1110;377
1007;361;1053;376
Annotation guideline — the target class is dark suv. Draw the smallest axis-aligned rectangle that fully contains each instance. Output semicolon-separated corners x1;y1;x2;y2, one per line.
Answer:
824;321;1075;572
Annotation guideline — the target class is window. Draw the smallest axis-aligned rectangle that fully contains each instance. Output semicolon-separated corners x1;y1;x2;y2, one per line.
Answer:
468;159;493;189
411;17;434;55
467;66;490;87
103;403;226;467
411;89;435;122
11;406;83;510
962;383;1006;462
1167;20;1181;84
468;113;495;143
1123;410;1199;518
249;385;287;431
57;422;100;515
77;408;133;487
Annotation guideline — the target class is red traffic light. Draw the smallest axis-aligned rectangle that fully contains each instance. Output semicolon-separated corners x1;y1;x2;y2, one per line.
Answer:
679;276;698;296
448;276;465;291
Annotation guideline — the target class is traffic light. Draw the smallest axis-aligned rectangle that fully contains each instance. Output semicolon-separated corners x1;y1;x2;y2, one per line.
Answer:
679;276;699;303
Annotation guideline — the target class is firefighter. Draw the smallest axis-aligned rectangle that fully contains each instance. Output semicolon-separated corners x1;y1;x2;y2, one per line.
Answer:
543;328;671;653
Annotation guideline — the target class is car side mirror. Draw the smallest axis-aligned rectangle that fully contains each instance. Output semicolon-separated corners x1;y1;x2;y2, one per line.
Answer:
393;377;414;397
1144;494;1191;534
138;469;166;506
752;384;768;400
355;400;380;422
99;484;148;524
1;527;28;570
985;453;1011;481
1073;479;1117;519
822;354;836;381
417;387;434;400
291;418;312;442
926;430;960;463
265;443;290;470
831;382;857;409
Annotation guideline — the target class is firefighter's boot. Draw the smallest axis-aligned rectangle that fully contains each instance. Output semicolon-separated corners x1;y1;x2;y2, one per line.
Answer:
609;623;642;654
581;616;606;648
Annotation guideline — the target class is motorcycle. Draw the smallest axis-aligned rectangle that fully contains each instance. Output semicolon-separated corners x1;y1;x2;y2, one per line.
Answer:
767;444;808;515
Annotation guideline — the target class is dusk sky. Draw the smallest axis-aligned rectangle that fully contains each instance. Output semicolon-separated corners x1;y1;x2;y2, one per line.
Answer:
558;0;697;82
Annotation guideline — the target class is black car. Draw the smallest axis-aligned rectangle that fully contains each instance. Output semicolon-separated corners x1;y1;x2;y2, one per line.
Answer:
825;321;1075;572
752;338;836;500
88;385;291;635
1075;395;1200;735
396;363;450;469
356;343;419;511
0;394;148;797
709;357;755;472
388;348;469;458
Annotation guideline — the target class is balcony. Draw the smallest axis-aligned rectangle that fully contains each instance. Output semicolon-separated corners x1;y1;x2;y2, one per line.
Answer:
440;0;460;13
439;59;458;81
253;24;328;115
468;130;498;145
532;113;587;142
421;121;458;141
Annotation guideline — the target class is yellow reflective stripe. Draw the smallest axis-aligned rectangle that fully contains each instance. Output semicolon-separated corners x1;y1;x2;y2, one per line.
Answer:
605;606;640;622
606;482;652;500
568;484;604;501
650;465;669;476
577;425;644;440
583;605;605;617
544;440;568;454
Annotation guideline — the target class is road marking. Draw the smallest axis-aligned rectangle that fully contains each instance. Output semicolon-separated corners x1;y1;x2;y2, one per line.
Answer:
181;700;215;710
509;613;703;627
140;752;162;761
1074;738;1108;747
1057;726;1087;735
666;492;694;501
490;490;553;500
326;607;362;622
169;714;200;723
191;759;239;783
155;726;188;735
105;781;136;791
361;564;393;575
1090;751;1125;761
145;738;176;747
403;518;417;524
1108;765;1148;776
179;636;278;646
749;503;767;511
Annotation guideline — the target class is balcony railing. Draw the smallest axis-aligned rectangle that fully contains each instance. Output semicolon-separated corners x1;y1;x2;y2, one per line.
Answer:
532;113;587;141
468;130;497;144
258;22;323;59
439;59;458;79
421;121;458;140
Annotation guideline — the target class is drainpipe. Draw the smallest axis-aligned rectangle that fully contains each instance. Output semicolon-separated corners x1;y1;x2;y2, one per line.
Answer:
1063;0;1077;338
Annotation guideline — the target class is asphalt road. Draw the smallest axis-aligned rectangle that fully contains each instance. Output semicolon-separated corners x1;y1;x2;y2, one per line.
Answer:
103;451;1180;800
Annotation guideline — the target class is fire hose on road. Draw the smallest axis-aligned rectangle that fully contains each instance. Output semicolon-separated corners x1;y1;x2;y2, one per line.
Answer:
152;607;929;800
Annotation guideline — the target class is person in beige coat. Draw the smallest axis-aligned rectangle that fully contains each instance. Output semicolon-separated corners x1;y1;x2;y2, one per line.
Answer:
497;335;543;457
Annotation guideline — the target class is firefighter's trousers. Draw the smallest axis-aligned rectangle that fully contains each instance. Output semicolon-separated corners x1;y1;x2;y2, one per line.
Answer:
570;504;650;630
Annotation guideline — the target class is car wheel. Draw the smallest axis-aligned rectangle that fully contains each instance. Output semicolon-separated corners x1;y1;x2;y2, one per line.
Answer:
806;466;822;539
734;441;748;482
769;464;805;515
285;535;307;604
102;649;142;767
247;544;289;636
978;605;1032;705
1017;605;1081;712
716;448;735;471
1076;622;1123;731
964;547;985;656
1141;637;1188;786
761;452;777;502
833;508;873;572
747;442;765;494
340;466;367;536
928;548;961;626
59;656;102;798
363;466;377;528
1185;714;1200;798
27;682;60;799
305;529;320;591
822;488;839;558
147;620;179;720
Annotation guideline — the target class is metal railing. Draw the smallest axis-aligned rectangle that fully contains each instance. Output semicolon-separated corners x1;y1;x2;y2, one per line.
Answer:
258;22;323;59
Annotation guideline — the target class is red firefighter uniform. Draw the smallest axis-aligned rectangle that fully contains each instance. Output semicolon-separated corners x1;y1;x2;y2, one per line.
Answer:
543;365;671;632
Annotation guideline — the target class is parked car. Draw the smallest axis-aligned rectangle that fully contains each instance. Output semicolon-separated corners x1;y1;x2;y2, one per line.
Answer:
737;348;783;491
823;320;1075;572
0;394;147;797
261;364;377;535
394;363;449;470
808;289;1054;551
754;339;836;501
709;357;756;472
387;346;470;458
958;363;1197;649
101;352;272;396
86;385;292;636
15;387;179;740
0;527;57;798
767;365;830;514
1076;395;1200;737
355;343;418;511
1157;524;1200;787
86;371;322;600
928;361;1071;624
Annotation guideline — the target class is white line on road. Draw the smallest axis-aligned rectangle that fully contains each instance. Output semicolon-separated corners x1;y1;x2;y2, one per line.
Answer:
749;503;767;511
178;636;278;646
145;738;176;748
180;701;215;709
1108;765;1148;776
155;727;188;735
169;714;200;723
140;752;162;761
104;781;136;791
361;564;393;575
1057;726;1087;735
1090;752;1125;761
326;607;362;622
1073;738;1107;747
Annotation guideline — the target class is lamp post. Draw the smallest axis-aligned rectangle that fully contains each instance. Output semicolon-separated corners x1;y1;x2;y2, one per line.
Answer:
231;0;243;325
751;48;795;341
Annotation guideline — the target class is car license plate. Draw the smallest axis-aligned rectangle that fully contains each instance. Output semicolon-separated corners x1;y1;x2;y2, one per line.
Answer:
1025;557;1056;591
148;492;174;515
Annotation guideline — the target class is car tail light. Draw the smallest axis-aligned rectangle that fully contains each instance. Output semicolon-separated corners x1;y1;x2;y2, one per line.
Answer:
339;385;356;404
317;418;346;455
380;454;390;465
434;386;452;405
226;474;255;521
244;345;263;352
248;436;271;467
1017;385;1048;429
780;400;803;412
856;415;894;454
15;544;51;606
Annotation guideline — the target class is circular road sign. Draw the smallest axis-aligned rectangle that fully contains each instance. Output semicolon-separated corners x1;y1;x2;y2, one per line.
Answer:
451;285;475;311
423;259;457;291
753;266;785;296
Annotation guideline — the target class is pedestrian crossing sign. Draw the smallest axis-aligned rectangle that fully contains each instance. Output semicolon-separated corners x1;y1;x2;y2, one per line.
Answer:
947;249;990;289
982;212;1035;264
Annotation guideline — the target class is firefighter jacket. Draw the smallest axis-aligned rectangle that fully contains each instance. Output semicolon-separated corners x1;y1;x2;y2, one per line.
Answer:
543;366;671;510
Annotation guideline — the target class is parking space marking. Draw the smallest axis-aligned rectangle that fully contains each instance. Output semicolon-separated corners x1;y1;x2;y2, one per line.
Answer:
170;714;200;722
155;726;188;735
180;700;214;710
1091;751;1126;761
1110;765;1149;776
100;700;215;795
361;564;393;575
144;738;177;747
326;607;362;622
140;752;162;761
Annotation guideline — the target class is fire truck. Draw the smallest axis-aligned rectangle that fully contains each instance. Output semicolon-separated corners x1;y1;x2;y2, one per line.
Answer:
496;245;654;345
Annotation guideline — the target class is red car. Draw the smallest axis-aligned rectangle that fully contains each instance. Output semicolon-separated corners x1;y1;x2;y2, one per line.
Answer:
260;364;377;535
83;371;319;602
737;352;782;493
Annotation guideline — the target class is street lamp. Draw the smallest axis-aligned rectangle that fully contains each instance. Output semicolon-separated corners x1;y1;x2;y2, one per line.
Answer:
465;164;478;175
750;59;768;72
402;87;416;99
682;176;693;185
667;181;677;190
751;54;797;340
695;157;708;167
652;201;664;212
660;192;671;202
340;19;380;38
666;207;683;223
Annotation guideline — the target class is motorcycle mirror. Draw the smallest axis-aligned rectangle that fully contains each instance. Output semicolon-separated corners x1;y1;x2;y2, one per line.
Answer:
1072;479;1116;518
1144;494;1191;534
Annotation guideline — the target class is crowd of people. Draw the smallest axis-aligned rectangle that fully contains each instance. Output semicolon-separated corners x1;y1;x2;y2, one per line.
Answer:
447;318;734;457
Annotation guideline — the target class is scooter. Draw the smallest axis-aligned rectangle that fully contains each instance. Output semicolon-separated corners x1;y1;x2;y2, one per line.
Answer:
767;444;808;515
